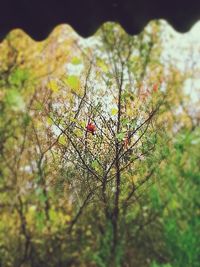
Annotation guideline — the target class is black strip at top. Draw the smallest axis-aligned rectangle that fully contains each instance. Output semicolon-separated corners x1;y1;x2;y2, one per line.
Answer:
0;0;199;40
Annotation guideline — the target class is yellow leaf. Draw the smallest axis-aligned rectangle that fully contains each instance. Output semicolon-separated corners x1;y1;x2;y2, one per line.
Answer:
71;57;82;65
126;107;133;116
111;108;118;116
74;129;83;137
47;80;59;93
86;230;92;236
80;121;86;128
47;117;53;125
65;75;80;90
58;135;66;145
96;58;108;72
65;215;71;222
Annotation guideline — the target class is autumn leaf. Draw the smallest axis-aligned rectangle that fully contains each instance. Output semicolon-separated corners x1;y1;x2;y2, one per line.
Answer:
65;75;80;90
96;58;108;72
71;57;82;65
58;135;67;145
111;108;118;116
47;80;59;93
153;84;159;92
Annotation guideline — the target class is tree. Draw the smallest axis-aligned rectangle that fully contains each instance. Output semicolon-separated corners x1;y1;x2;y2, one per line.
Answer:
0;21;199;267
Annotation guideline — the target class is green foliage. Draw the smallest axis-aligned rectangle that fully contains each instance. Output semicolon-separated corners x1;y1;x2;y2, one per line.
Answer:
8;68;29;88
5;89;25;111
65;75;80;90
71;57;82;65
149;185;161;211
155;128;200;267
151;262;172;267
92;223;114;267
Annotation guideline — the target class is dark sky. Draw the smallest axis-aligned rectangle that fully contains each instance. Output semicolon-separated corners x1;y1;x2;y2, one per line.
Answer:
0;0;199;40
